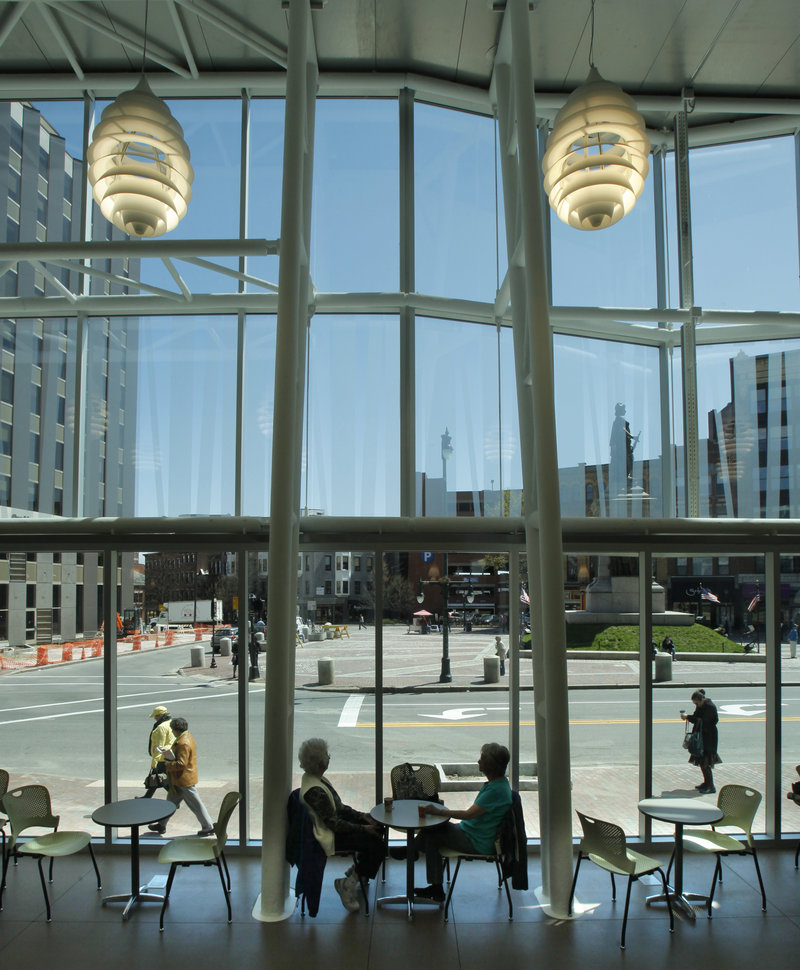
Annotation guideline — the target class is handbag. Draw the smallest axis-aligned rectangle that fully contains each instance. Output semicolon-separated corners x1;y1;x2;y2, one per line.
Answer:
144;765;169;790
687;726;704;758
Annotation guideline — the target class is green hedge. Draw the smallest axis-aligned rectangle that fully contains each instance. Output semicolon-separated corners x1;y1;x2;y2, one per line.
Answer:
564;623;743;653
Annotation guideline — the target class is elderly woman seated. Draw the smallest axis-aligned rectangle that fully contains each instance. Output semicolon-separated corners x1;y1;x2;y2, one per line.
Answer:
299;737;385;912
391;741;512;902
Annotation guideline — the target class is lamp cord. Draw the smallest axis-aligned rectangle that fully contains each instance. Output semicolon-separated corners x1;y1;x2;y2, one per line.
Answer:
588;0;596;68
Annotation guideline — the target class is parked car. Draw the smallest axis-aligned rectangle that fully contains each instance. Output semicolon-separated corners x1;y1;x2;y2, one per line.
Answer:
212;626;238;653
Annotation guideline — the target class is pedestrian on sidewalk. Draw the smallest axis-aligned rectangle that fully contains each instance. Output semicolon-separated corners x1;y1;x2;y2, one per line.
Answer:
141;705;174;798
661;634;676;660
493;635;507;675
681;688;721;794
149;716;215;836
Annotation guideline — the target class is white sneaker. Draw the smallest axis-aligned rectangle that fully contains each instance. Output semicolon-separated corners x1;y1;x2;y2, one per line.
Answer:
334;877;360;913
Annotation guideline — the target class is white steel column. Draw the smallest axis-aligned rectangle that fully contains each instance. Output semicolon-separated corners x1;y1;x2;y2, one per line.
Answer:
254;0;317;922
500;0;573;916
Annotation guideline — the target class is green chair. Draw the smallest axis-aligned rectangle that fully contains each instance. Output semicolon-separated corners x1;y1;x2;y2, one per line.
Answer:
0;784;101;921
439;798;520;923
672;784;766;917
568;811;674;950
157;791;240;931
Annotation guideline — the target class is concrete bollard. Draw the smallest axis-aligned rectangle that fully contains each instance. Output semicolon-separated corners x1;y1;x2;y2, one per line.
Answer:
484;656;500;683
190;645;205;667
654;653;673;682
318;658;334;685
220;636;232;657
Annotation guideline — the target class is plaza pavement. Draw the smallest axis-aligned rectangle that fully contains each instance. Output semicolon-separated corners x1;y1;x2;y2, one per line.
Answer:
179;621;800;693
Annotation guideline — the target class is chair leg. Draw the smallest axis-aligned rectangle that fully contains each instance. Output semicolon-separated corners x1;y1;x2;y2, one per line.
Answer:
48;854;54;884
220;849;231;892
657;867;675;935
666;846;675;882
751;848;767;911
707;856;723;917
159;863;177;932
443;857;462;923
216;858;232;922
501;873;513;920
620;876;634;949
609;870;616;901
36;857;52;922
0;849;9;907
567;853;583;916
87;842;102;890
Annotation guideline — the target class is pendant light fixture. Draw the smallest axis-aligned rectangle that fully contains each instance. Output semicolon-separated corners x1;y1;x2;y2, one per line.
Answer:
87;2;193;238
541;1;650;231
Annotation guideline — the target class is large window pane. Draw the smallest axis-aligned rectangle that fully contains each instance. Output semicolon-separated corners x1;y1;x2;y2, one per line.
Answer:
126;316;238;516
691;137;800;312
247;98;284;291
0;549;106;833
90;98;242;295
303;315;400;516
311;100;398;293
416;319;521;517
415;104;500;302
554;334;663;517
242;315;277;516
550;166;657;308
696;337;800;517
653;554;766;834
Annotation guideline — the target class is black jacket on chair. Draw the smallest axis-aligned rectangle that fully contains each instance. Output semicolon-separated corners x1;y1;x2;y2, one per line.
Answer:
498;789;528;891
286;788;327;916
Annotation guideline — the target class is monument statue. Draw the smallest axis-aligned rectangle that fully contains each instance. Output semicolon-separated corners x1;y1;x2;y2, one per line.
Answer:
609;402;639;497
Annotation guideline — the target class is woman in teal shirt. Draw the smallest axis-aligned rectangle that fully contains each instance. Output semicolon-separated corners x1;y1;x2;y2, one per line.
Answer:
405;742;512;901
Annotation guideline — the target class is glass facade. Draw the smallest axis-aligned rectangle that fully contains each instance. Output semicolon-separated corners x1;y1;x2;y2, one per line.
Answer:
1;84;800;850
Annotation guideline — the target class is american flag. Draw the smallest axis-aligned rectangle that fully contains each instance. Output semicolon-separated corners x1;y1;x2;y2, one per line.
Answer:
748;592;761;613
520;586;530;606
700;587;720;604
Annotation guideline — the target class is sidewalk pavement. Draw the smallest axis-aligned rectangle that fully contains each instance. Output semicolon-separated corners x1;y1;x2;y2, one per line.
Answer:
178;624;800;692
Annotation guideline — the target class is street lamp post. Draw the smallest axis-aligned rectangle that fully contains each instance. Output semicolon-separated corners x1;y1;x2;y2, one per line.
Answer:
417;562;474;684
417;578;452;683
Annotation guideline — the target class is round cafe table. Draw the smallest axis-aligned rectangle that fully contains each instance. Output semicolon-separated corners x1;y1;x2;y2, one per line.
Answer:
92;798;176;920
638;796;723;920
370;799;447;920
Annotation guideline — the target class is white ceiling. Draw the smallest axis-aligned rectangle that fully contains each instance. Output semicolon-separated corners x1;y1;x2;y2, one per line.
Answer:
0;0;799;124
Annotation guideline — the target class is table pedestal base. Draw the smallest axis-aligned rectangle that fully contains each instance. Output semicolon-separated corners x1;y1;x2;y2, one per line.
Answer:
102;888;166;921
375;892;441;921
645;889;709;921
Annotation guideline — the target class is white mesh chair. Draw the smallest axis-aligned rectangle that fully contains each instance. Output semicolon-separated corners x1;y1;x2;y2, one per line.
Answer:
568;811;674;950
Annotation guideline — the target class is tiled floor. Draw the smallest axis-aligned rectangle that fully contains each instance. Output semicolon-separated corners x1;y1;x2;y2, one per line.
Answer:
1;842;799;968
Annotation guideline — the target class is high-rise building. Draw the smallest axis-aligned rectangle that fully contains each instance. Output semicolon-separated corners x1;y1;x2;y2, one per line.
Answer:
0;101;138;643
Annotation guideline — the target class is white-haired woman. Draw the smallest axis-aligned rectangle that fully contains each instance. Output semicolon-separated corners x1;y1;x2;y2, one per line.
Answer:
299;737;385;912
